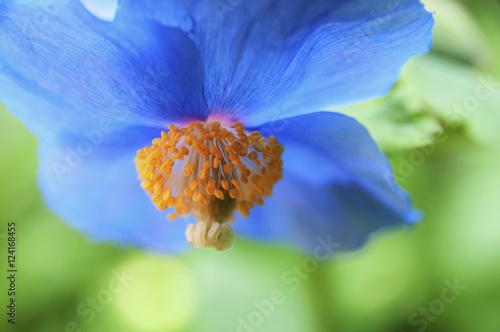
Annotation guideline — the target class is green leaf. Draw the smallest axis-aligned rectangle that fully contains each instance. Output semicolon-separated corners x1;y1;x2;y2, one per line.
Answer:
0;105;39;219
338;84;443;155
403;55;500;145
423;0;493;65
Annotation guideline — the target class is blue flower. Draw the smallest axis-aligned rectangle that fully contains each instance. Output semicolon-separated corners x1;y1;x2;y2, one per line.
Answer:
0;0;433;253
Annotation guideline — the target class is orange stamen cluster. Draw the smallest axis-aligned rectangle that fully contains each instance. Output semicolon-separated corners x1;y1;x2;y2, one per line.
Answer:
135;121;284;250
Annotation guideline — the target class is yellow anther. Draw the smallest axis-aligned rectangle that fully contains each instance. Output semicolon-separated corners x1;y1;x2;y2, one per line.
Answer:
254;142;264;152
231;179;240;189
189;179;203;190
234;123;244;133
223;163;233;174
206;185;215;196
192;191;202;203
229;188;239;199
184;162;194;177
221;180;230;191
158;200;168;211
214;189;225;200
135;120;284;251
175;196;184;209
163;189;172;201
213;157;220;169
184;188;193;198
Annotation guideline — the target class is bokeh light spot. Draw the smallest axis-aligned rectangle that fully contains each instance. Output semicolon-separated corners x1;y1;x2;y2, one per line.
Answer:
114;255;197;331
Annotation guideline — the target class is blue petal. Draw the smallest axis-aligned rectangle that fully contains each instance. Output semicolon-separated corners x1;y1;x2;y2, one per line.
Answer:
0;76;99;142
2;72;191;252
36;125;193;253
116;0;433;125
0;0;208;127
233;112;419;252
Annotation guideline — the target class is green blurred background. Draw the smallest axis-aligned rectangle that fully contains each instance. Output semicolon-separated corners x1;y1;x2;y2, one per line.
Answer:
1;0;500;331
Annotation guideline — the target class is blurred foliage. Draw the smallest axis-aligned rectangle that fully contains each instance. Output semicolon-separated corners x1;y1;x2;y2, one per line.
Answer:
1;0;500;331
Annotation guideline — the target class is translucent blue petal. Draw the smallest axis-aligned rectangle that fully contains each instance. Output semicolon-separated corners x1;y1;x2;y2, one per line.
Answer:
36;125;193;253
3;75;191;252
116;0;433;125
0;0;208;127
0;76;101;142
233;112;419;252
